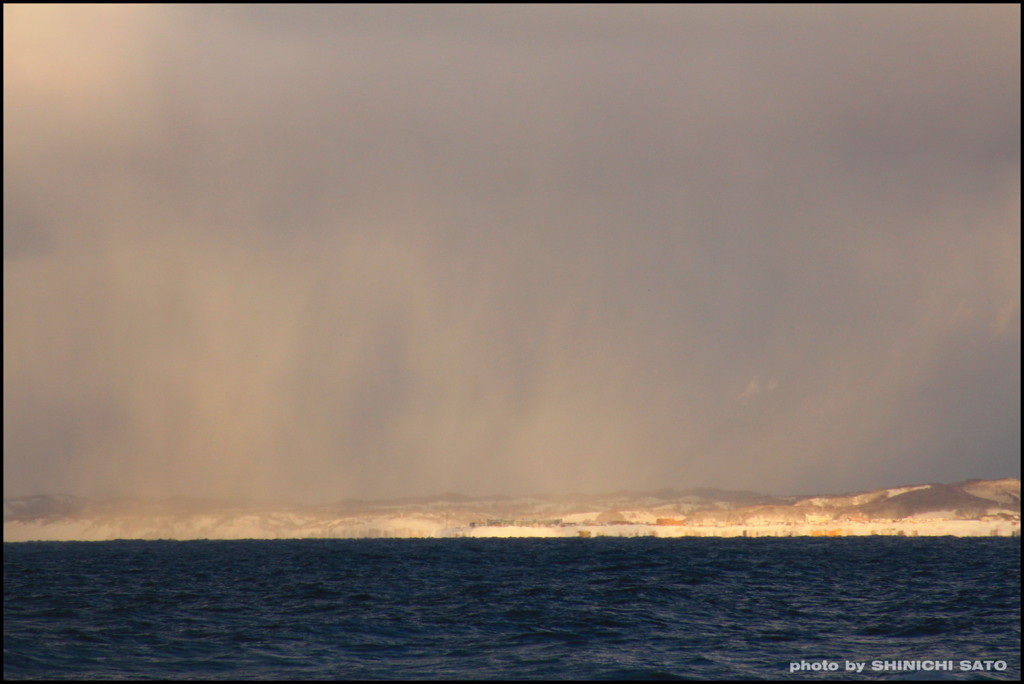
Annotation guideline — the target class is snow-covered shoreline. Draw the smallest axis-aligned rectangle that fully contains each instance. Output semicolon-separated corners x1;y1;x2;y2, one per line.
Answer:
450;519;1021;539
7;478;1018;541
5;517;1019;542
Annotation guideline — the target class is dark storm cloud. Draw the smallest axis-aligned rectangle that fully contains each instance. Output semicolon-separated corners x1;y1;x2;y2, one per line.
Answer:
4;5;1019;502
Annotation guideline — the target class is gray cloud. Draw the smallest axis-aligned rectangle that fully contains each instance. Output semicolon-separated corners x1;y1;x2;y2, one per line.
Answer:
4;5;1019;502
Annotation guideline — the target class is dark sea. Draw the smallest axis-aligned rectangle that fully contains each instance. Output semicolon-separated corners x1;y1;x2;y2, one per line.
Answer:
4;537;1020;680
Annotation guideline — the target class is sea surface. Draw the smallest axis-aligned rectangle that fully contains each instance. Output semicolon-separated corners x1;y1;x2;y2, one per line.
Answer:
4;537;1020;680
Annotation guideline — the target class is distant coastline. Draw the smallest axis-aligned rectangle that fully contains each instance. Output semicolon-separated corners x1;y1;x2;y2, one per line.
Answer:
444;518;1020;539
5;478;1019;542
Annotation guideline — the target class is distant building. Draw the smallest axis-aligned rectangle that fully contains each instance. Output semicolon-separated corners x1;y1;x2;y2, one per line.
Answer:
804;513;833;524
484;518;562;527
656;518;686;526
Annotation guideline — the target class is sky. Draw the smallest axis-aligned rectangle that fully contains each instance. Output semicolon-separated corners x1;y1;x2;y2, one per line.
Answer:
4;4;1020;503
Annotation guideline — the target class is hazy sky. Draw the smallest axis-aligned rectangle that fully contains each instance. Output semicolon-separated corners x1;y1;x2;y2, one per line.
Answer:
4;5;1020;503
